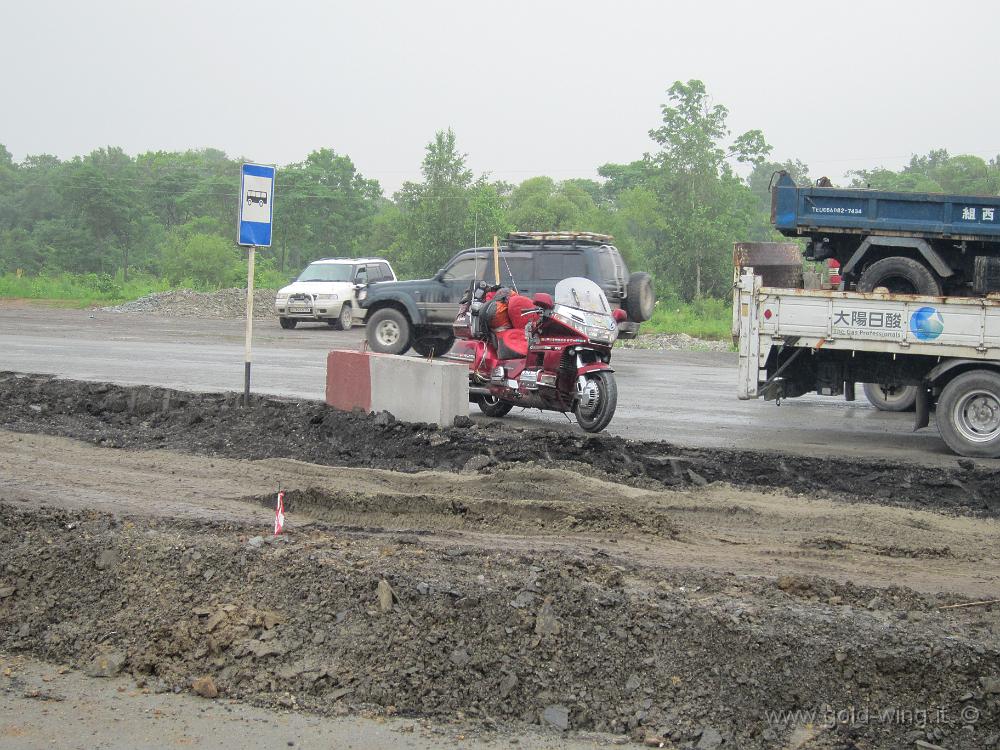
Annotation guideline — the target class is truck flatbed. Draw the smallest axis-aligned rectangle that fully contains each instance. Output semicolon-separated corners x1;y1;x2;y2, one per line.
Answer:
735;267;1000;457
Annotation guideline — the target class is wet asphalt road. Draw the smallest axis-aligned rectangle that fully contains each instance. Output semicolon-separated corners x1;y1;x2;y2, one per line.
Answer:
0;307;978;467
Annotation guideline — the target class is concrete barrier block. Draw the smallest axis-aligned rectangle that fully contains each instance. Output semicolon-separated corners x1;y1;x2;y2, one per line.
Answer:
325;350;372;412
369;354;468;426
326;350;468;426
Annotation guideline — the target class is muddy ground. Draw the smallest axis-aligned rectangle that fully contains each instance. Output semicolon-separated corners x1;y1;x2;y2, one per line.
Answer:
0;372;999;749
1;371;998;517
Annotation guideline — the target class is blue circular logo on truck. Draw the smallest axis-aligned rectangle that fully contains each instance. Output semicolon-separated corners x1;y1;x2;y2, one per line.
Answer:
909;306;944;340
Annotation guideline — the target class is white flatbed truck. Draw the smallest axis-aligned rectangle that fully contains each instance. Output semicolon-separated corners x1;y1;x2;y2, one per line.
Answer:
734;267;1000;457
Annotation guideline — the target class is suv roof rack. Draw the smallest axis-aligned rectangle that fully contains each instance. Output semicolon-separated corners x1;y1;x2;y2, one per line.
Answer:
506;231;614;247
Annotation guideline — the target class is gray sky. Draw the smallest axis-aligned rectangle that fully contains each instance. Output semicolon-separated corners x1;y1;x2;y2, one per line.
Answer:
3;0;996;193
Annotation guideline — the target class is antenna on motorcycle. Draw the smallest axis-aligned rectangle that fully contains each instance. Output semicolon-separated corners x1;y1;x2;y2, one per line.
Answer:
495;234;519;294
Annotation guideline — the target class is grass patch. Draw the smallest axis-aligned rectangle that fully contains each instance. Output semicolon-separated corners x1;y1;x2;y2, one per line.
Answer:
0;270;286;307
643;296;731;339
0;273;172;307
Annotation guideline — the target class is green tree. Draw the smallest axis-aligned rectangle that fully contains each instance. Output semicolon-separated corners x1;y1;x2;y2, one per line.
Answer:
273;148;382;273
394;129;476;276
159;218;243;287
848;149;1000;195
603;80;772;299
508;176;598;231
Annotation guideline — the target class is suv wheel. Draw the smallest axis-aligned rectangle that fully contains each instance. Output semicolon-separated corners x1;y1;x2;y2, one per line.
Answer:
412;333;455;358
625;272;655;322
331;304;352;330
279;317;297;330
367;308;411;355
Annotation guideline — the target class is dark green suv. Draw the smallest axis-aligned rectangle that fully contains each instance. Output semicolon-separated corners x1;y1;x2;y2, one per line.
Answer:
360;232;655;356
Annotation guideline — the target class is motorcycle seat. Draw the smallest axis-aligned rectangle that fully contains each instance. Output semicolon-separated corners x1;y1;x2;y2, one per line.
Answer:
507;294;537;330
495;328;528;359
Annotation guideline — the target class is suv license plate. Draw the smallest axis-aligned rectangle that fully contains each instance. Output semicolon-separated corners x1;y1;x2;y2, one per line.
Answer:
289;306;311;313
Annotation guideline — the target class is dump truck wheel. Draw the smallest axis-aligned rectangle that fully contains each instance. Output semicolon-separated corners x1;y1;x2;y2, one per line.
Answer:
856;257;942;296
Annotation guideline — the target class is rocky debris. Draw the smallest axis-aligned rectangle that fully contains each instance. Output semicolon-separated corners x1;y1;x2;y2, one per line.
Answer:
95;549;118;571
534;597;562;636
462;454;494;473
617;332;731;352
695;727;724;749
100;288;276;319
1;374;999;516
541;705;570;731
0;503;997;750
84;651;126;678
377;579;395;612
191;675;219;698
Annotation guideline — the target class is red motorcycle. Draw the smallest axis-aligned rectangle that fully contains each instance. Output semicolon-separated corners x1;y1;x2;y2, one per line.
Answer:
447;277;626;432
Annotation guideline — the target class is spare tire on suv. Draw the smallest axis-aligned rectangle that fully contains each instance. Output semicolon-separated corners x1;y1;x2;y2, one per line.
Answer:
625;272;655;322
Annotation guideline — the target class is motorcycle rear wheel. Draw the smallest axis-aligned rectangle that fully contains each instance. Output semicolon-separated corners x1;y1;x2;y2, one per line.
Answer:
477;394;514;418
575;372;617;433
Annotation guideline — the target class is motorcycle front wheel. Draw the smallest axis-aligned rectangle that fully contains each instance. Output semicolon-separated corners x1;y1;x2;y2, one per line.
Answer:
477;394;514;418
575;371;617;433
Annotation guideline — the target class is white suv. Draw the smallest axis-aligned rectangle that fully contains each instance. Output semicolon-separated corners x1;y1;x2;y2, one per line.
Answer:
275;258;396;330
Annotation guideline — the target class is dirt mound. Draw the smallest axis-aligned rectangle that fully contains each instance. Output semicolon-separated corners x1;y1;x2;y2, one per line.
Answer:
1;503;996;749
100;288;275;318
1;372;997;517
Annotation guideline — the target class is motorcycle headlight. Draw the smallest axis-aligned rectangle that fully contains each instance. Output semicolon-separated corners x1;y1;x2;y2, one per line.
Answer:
552;311;583;333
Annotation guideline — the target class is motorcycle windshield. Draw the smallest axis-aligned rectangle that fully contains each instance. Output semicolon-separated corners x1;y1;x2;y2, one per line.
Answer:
554;277;611;314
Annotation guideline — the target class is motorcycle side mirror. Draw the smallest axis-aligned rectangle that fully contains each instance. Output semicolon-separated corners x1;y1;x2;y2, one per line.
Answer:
612;308;628;322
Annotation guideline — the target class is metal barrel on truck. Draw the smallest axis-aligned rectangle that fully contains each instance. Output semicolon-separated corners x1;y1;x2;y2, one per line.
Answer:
771;171;1000;297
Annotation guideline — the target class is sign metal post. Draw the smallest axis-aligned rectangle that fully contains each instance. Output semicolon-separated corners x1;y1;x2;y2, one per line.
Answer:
237;163;276;407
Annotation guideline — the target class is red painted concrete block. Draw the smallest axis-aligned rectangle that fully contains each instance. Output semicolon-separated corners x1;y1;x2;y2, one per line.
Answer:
325;350;372;412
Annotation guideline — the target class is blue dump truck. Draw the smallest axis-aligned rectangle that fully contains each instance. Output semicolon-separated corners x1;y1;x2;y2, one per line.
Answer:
771;171;1000;297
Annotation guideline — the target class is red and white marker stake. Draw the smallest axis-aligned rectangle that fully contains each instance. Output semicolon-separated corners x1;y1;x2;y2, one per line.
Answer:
274;490;285;536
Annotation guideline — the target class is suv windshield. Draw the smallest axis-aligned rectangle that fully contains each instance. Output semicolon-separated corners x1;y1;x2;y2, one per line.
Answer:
297;263;353;282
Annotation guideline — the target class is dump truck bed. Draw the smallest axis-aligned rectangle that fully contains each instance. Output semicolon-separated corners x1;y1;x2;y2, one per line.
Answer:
771;172;1000;243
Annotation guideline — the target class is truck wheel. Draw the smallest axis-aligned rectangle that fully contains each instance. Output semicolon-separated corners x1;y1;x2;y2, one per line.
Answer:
625;272;655;322
412;333;455;357
862;382;917;412
331;304;352;330
279;317;297;330
575;371;618;433
366;308;411;355
937;370;1000;458
477;394;513;418
856;257;942;295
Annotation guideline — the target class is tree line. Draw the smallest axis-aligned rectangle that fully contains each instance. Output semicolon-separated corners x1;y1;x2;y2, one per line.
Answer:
3;80;1000;301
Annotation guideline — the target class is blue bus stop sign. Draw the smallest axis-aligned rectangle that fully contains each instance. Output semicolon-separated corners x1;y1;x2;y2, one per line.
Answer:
238;163;276;247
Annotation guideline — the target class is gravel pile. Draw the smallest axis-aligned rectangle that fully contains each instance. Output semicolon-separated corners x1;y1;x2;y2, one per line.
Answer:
1;503;997;749
618;333;732;352
101;288;276;319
